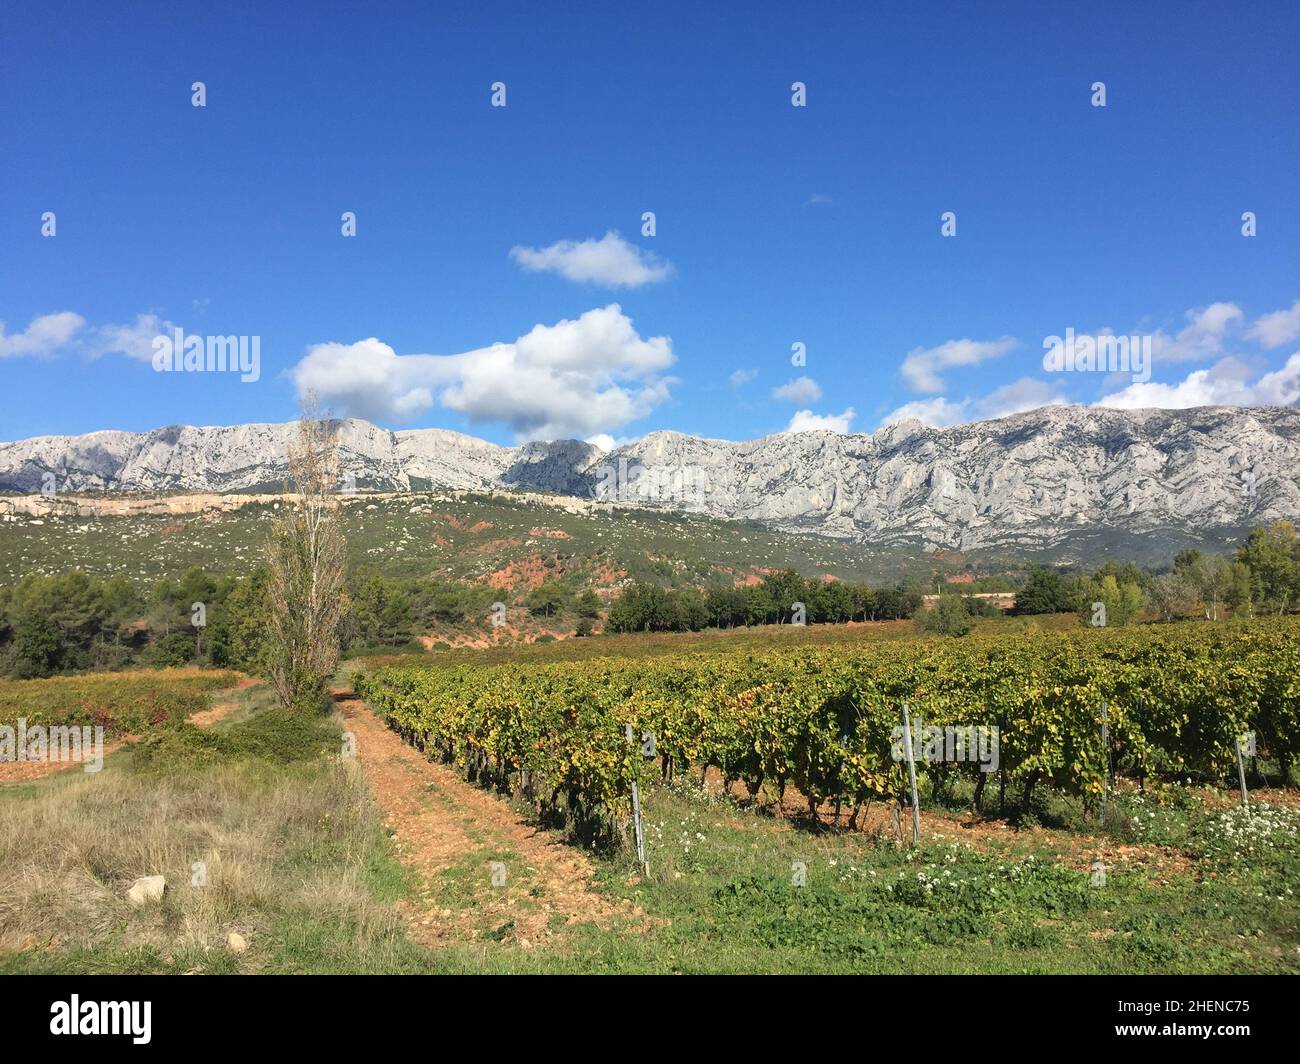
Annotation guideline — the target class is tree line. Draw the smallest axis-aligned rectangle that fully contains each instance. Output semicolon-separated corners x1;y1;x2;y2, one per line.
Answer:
605;571;927;633
0;567;588;679
1012;522;1300;624
4;512;1299;678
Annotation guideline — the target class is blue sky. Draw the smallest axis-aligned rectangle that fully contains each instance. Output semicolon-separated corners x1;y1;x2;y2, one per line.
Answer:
2;0;1298;446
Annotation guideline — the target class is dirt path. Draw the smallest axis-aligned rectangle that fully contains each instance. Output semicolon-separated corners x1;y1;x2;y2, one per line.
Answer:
0;677;260;784
0;735;134;783
187;676;260;727
333;687;639;949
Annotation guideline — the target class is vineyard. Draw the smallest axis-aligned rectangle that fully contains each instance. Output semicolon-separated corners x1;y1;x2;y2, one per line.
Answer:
357;619;1300;835
0;668;241;738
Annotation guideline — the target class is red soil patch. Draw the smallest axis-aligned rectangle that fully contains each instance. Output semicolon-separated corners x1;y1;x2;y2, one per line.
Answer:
0;736;133;783
186;676;260;727
485;553;564;591
591;565;626;589
432;514;494;534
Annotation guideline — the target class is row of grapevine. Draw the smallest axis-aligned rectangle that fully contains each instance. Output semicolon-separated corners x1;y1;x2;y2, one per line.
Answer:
355;620;1300;827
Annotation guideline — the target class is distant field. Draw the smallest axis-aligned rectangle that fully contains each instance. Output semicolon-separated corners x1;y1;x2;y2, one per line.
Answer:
0;668;241;737
353;610;1079;670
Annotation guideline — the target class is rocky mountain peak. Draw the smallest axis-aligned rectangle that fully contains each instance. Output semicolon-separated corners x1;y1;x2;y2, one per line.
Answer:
2;405;1297;554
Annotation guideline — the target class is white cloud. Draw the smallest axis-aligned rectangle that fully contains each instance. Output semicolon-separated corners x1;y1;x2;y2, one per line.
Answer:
509;231;672;288
1148;301;1243;363
977;378;1068;419
729;368;758;388
293;337;437;421
0;310;180;363
585;432;639;451
771;375;822;403
806;193;833;206
880;397;968;428
1040;303;1243;372
880;377;1067;429
0;311;86;358
291;304;675;441
1247;300;1300;349
1096;354;1300;410
900;336;1018;393
89;313;176;363
785;407;855;434
1253;355;1300;404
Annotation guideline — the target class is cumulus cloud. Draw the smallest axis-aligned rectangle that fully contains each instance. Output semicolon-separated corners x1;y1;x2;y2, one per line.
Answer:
0;310;182;363
771;375;822;403
728;367;758;388
509;231;672;288
785;407;856;434
879;397;968;428
291;304;675;441
585;432;640;451
292;337;438;421
1248;299;1300;349
880;377;1067;429
879;299;1297;428
1148;301;1243;363
1096;354;1300;410
900;336;1018;393
89;313;176;362
978;377;1069;417
1043;303;1244;370
0;311;86;358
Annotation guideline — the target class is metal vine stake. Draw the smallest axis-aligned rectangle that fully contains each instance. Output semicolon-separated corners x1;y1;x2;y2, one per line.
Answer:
625;723;648;874
900;703;921;848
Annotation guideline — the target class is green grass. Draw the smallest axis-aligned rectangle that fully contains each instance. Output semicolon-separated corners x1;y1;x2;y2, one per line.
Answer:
131;707;341;772
427;780;1300;974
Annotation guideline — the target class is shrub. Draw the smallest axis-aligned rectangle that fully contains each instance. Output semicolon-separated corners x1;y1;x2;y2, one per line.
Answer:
915;595;972;637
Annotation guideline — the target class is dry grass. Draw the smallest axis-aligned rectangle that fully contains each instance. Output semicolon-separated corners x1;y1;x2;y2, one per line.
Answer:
0;700;423;971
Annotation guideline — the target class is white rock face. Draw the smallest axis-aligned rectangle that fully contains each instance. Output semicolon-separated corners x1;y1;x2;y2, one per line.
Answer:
3;405;1298;552
590;407;1300;550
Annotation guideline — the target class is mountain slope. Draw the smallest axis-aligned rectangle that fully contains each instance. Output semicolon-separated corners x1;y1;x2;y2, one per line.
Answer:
3;405;1297;553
